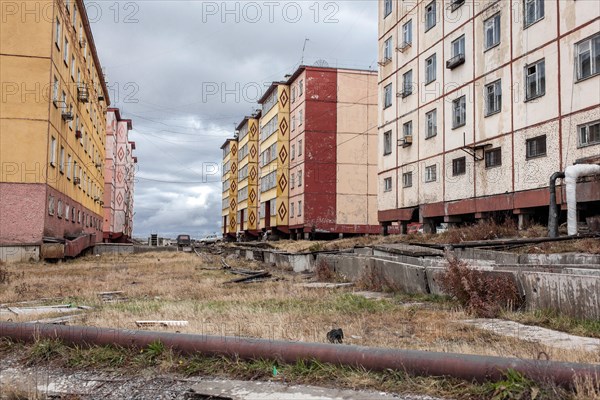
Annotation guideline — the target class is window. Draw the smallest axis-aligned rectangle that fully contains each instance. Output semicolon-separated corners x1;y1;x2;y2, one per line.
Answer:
425;165;437;182
290;202;295;218
299;110;303;126
383;131;392;155
291;173;295;188
525;59;545;100
59;146;65;173
578;121;600;147
291;144;296;160
524;0;544;27
73;161;78;184
298;139;303;155
53;76;59;104
402;70;413;96
57;200;63;219
260;171;277;192
299;80;304;96
452;157;466;176
291;116;296;131
452;96;466;129
50;137;57;166
48;196;55;216
425;1;436;31
576;34;600;81
292;87;296;103
298;201;302;217
384;37;393;61
71;55;75;80
298;170;303;186
384;0;392;17
72;3;77;26
451;35;465;58
402;20;413;46
485;80;502;116
403;121;413;138
485;147;502;168
484;14;501;50
66;154;72;179
526;135;547;159
450;0;465;12
384;83;393;108
425;109;437;138
55;18;61;48
63;38;69;65
425;54;436;84
403;172;413;188
384;177;392;192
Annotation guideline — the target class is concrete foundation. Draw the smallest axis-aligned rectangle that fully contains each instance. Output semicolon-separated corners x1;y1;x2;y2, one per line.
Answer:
93;243;134;256
0;245;40;263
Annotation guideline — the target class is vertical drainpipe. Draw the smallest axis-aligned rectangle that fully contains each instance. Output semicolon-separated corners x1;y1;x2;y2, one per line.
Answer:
548;172;565;238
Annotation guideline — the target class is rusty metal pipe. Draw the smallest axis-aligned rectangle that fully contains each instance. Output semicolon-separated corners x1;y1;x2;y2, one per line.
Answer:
1;322;598;388
548;171;565;238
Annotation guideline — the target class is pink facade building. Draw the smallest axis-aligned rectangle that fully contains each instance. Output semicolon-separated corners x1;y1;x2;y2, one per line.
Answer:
103;109;136;243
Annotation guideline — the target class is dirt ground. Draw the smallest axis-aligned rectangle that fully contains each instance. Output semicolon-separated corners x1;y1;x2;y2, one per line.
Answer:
0;251;598;366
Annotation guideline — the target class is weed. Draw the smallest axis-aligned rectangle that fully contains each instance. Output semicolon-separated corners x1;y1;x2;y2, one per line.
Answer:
66;345;128;369
27;339;65;365
0;263;10;285
505;309;600;339
332;293;394;314
308;243;325;252
439;253;524;318
135;340;165;366
356;265;400;292
483;368;564;400
314;260;337;282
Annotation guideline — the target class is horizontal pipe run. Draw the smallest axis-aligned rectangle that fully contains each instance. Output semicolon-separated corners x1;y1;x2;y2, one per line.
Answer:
1;322;598;388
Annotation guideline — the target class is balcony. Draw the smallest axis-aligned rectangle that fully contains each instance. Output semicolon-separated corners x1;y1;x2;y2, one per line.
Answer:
396;41;412;53
377;57;392;67
397;88;413;99
61;110;74;121
446;53;465;70
399;135;413;148
77;85;89;103
448;0;465;11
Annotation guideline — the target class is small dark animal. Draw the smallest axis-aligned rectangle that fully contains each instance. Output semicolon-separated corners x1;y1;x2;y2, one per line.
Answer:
326;328;344;344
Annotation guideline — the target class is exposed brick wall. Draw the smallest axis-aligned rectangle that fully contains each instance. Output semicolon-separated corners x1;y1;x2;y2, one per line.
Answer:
0;183;46;244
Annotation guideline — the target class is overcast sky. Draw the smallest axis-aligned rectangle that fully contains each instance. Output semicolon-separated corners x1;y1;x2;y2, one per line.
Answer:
89;0;378;239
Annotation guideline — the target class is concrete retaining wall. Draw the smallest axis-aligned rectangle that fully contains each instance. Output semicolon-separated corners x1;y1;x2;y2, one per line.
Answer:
519;253;600;265
94;244;134;255
0;245;40;263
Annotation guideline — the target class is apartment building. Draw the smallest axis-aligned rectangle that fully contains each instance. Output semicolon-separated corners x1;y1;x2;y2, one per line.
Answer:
377;0;600;233
235;114;261;237
287;66;379;239
221;138;238;238
257;82;291;236
221;65;379;240
103;108;136;243
1;0;111;261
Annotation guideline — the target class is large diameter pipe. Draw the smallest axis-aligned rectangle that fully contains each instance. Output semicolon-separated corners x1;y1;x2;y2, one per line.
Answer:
548;171;565;238
1;322;598;388
565;164;600;236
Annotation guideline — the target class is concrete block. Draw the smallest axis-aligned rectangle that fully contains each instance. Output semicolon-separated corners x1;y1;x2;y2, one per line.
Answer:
519;253;600;266
354;247;373;256
518;272;600;320
454;248;520;265
425;267;447;296
372;258;429;294
0;245;40;263
93;244;134;255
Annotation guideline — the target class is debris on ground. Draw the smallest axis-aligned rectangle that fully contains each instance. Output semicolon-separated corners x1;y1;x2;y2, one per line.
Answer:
0;304;91;317
98;291;129;303
299;282;355;289
135;320;189;328
222;271;272;284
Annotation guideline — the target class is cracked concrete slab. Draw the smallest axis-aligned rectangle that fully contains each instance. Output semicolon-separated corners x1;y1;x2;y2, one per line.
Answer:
461;319;600;351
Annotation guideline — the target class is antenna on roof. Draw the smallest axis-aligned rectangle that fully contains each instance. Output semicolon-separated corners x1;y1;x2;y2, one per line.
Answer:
301;38;310;65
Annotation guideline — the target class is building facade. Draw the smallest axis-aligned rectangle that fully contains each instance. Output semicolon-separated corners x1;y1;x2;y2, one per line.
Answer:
377;0;600;232
1;0;111;261
103;108;136;243
221;138;238;238
235;115;261;237
221;65;380;239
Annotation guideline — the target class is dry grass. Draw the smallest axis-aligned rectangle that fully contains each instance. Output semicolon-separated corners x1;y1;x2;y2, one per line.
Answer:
0;251;598;368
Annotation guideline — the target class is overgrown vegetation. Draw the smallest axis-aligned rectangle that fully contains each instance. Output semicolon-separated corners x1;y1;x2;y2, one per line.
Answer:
314;259;337;282
505;309;600;339
356;265;400;292
439;253;524;318
0;260;10;285
5;338;589;400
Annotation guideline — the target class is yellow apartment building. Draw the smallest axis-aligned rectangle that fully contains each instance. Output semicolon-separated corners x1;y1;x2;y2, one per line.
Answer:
1;0;111;261
221;138;238;238
235;114;261;237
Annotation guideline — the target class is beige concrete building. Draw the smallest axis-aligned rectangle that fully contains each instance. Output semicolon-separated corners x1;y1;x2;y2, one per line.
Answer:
378;0;600;232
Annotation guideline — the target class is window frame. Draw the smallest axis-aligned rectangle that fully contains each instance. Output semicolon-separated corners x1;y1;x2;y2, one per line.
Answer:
452;157;466;176
484;13;501;51
451;35;465;58
524;59;546;101
525;134;547;159
575;33;600;81
402;172;413;188
383;130;392;155
383;83;393;109
523;0;544;28
485;147;502;168
403;121;413;138
384;177;393;192
384;0;393;18
402;70;413;96
384;37;393;61
425;54;436;84
425;109;437;139
403;19;413;46
425;165;437;183
424;1;436;32
578;121;600;148
452;95;466;129
485;80;502;116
